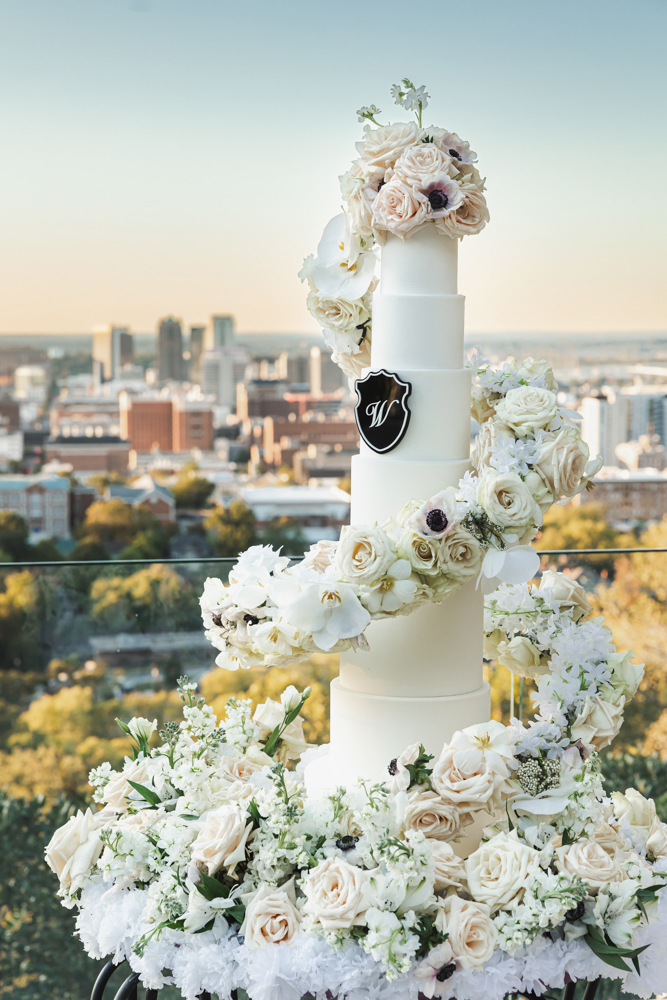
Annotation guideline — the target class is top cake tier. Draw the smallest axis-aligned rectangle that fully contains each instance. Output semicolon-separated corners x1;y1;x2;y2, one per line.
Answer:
379;225;458;296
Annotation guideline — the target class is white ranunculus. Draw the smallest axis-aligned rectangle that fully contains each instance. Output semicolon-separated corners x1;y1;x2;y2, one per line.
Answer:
603;651;644;705
478;471;541;530
430;840;467;890
371;178;429;239
570;695;625;751
240;880;302;949
556;839;624;893
438;526;483;581
517;357;557;391
397;528;441;576
283;581;370;652
493;385;559;436
403;788;468;841
495;635;549;680
127;717;157;742
436;894;497;970
302;857;370;930
534;429;590;499
191;803;253;876
306;291;370;334
437;183;489;238
102;756;158;812
362;559;418;614
611;788;656;837
355;122;424;173
538;569;592;619
465;831;541;912
393;143;453;186
44;808;108;892
335;523;396;585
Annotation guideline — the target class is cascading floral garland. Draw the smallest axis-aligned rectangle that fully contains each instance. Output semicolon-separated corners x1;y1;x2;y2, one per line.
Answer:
198;355;601;673
45;575;667;1000
300;80;490;380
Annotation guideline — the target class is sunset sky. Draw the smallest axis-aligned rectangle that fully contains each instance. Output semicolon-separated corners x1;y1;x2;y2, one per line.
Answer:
0;0;665;337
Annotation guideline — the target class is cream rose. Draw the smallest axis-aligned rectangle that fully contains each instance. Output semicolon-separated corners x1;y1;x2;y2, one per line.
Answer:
472;419;514;473
432;744;497;812
217;755;263;786
372;178;429;239
335;523;396;584
330;332;372;381
240;881;302;949
534;429;589;499
103;756;158;812
556;839;625;893
191;804;253;876
466;831;541;912
436;895;497;970
306;292;369;334
493;385;559;436
302;539;338;573
393;143;453;186
302;857;370;930
646;818;667;858
355;122;424;172
538;569;591;619
517;357;558;391
603;651;644;705
438;526;483;580
570;695;625;751
495;635;549;680
253;698;309;762
44;808;108;892
396;528;441;576
593;820;631;855
437;184;489;238
431;840;467;890
611;788;656;836
477;471;541;530
403;788;469;841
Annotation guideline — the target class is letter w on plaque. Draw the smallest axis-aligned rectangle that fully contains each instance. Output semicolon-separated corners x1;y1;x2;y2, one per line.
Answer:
354;369;412;454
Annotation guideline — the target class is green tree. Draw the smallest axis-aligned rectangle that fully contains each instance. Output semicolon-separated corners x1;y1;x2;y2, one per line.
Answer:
205;500;257;557
259;516;306;555
118;528;170;560
537;503;619;552
76;498;162;547
30;539;63;562
0;512;32;561
88;564;199;632
172;474;215;509
69;537;109;561
0;571;42;672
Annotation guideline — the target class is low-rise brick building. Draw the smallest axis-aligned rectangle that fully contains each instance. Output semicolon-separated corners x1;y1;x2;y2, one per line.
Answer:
0;474;70;539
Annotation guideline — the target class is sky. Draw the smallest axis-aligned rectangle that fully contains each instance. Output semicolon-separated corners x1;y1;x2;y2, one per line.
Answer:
0;0;665;338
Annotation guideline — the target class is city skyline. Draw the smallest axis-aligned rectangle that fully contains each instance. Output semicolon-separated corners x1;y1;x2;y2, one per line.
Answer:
0;0;665;336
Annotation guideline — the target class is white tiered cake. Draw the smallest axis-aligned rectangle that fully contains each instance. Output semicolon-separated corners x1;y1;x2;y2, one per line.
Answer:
306;225;490;793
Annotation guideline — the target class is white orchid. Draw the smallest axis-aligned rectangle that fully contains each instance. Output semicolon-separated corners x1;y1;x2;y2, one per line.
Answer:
246;618;298;657
449;720;517;778
282;581;370;651
363;559;417;614
310;214;376;296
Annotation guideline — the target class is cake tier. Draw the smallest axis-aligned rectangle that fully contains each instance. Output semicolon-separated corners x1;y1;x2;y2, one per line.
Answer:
304;677;491;793
380;226;458;295
371;293;465;370
350;454;471;524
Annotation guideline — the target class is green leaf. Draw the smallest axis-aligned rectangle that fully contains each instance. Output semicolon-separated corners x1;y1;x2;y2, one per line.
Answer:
127;780;160;807
178;814;200;821
196;872;230;901
583;931;650;974
247;799;261;826
226;902;246;924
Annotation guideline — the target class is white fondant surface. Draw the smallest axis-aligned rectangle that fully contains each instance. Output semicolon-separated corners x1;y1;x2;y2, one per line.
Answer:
380;227;458;295
371;293;465;370
350;454;470;524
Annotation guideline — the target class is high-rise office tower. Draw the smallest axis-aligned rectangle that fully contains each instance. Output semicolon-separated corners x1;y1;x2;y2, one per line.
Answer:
157;317;184;382
92;325;129;380
188;325;205;380
204;314;235;351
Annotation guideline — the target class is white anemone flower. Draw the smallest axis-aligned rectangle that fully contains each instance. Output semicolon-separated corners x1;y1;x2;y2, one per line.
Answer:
246;618;298;657
364;559;417;614
310;214;376;298
449;720;517;778
282;582;370;651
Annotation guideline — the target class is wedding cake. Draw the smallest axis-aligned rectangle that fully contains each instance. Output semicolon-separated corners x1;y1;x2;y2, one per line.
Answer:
306;226;490;790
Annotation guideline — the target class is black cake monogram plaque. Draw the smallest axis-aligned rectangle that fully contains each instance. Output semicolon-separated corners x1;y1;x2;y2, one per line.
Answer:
354;369;412;454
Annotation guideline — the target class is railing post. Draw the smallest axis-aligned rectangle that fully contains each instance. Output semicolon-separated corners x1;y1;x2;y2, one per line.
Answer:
91;960;122;1000
112;972;140;1000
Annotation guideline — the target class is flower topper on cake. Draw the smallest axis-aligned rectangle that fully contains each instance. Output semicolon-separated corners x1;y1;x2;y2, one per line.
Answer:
300;79;490;379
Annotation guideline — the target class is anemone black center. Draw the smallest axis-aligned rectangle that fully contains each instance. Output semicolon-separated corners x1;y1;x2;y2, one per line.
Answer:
428;189;448;211
449;148;462;160
335;835;359;851
211;614;223;627
436;963;456;981
243;614;260;626
387;758;398;776
426;508;448;533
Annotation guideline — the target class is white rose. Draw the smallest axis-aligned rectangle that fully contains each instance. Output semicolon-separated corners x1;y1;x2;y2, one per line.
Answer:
524;470;555;512
302;539;338;573
432;745;497;813
431;841;467;891
397;528;441;576
539;569;591;619
483;628;505;660
240;880;302;949
611;788;656;837
340;167;380;238
472;419;514;473
127;716;157;742
493;385;559;436
44;808;108;892
372;178;429;239
534;429;590;499
436;894;497;970
646;818;667;858
302;857;370;930
217;755;263;786
570;695;625;751
465;831;542;912
494;635;549;680
478;471;541;530
307;291;369;334
393;143;453;186
335;523;396;584
437;183;489;238
253;698;309;762
355;122;424;173
593;820;630;855
556;839;625;893
403;788;469;841
102;756;158;812
438;526;483;581
603;651;644;705
191;803;253;876
517;357;557;391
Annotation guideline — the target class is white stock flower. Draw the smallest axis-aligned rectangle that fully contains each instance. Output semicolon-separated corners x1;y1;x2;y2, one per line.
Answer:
372;178;429;239
493;386;559;436
355;121;424;173
302;857;370;930
240;880;302;949
465;831;541;912
283;581;370;651
436;895;497;970
335;523;396;584
534;429;590;499
191;803;253;876
477;470;541;530
555;839;624;893
127;717;157;742
363;559;418;614
570;695;625;751
44;808;107;892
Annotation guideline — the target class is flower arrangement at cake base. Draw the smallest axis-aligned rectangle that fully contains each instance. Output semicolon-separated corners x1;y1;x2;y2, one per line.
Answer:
45;574;667;1000
199;354;601;674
